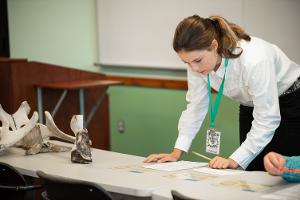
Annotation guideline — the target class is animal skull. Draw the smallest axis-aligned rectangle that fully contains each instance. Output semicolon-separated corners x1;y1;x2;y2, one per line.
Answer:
0;101;75;154
0;102;38;152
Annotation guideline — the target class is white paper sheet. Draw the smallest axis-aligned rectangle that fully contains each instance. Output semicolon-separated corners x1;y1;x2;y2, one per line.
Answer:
143;161;207;171
193;167;245;176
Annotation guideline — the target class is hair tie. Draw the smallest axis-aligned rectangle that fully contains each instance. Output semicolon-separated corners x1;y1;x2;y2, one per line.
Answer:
205;18;217;27
204;18;222;33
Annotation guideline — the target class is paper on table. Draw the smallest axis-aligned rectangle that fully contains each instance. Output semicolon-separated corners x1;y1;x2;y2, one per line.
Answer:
193;167;245;176
143;161;207;171
261;184;300;200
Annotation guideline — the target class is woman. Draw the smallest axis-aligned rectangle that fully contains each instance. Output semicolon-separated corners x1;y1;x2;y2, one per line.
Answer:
264;152;300;182
144;15;300;171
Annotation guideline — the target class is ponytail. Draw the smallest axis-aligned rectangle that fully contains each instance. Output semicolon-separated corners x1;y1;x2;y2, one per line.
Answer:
209;16;250;58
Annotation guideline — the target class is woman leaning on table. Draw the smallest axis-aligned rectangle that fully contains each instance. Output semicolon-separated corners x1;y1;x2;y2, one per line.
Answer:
144;15;300;171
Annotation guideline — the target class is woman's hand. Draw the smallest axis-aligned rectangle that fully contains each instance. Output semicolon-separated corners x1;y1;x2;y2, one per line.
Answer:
143;148;182;163
209;156;239;169
264;152;285;176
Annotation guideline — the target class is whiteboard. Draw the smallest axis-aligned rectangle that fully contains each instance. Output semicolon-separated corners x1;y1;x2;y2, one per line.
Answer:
96;0;300;70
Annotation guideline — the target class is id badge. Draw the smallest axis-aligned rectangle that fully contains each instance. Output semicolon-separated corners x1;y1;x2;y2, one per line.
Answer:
206;128;221;155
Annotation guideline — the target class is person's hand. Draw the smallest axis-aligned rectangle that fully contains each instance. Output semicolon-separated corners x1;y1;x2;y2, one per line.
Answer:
209;156;239;169
143;148;182;163
264;152;285;176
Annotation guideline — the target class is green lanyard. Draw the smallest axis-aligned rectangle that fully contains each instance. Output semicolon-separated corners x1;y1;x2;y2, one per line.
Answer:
207;58;229;128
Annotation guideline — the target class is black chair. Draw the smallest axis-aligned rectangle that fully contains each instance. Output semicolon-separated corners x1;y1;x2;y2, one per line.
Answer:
171;190;199;200
37;170;113;200
0;162;43;200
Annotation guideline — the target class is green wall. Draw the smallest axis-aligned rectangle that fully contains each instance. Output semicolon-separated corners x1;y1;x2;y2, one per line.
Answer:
8;0;98;72
8;0;240;161
109;86;239;161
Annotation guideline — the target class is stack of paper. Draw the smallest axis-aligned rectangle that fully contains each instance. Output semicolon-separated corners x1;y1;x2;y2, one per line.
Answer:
143;161;207;171
193;167;245;176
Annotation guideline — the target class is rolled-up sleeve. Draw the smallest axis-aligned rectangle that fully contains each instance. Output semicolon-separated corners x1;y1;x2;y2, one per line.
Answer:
175;69;209;152
230;60;281;169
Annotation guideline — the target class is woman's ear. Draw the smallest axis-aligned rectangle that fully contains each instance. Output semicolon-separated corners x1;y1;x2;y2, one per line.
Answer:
211;39;218;51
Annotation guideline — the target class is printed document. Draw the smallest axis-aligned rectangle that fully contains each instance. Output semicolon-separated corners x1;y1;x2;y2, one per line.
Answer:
143;161;207;171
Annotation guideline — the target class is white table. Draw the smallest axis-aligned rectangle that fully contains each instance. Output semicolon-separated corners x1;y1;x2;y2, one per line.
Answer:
0;142;296;199
0;143;170;198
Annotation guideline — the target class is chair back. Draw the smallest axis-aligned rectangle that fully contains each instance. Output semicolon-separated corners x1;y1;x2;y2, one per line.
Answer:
37;170;112;200
171;190;199;200
0;162;27;200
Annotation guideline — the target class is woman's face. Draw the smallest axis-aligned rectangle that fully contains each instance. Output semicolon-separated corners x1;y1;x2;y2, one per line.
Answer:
177;40;220;75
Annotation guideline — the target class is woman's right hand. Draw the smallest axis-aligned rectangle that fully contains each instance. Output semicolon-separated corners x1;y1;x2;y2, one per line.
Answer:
143;148;182;163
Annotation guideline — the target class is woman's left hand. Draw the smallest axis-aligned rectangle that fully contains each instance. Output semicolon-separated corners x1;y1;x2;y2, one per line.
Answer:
209;156;239;169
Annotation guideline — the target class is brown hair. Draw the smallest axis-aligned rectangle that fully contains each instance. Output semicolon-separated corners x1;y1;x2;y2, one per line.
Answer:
173;15;251;58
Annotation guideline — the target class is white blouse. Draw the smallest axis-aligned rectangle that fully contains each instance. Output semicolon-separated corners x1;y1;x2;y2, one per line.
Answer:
174;36;300;169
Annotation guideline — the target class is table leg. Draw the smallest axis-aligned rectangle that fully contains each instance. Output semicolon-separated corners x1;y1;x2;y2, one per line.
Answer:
51;90;68;118
37;87;43;123
85;89;107;127
79;88;85;127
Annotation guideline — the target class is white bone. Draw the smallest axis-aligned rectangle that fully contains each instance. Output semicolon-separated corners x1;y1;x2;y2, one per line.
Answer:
70;115;84;152
15;124;43;148
16;111;75;148
0;104;16;131
12;101;31;129
70;115;84;135
45;111;75;143
0;111;38;151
